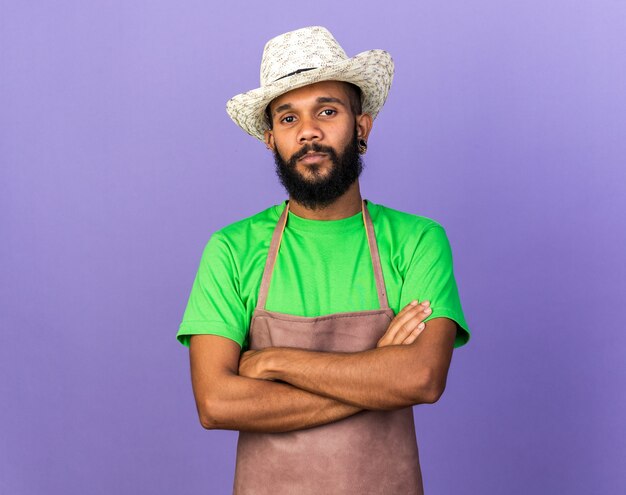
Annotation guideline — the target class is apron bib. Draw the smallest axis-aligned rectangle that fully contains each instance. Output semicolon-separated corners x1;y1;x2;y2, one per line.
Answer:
233;199;424;495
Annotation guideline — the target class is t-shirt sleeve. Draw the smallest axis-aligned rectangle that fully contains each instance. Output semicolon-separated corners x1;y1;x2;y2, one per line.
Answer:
176;232;248;348
400;224;471;348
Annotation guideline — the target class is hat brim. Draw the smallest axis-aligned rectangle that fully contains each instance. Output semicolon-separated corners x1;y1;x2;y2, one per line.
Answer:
226;49;394;141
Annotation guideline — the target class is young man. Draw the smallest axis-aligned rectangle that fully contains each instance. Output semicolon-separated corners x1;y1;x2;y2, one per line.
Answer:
178;26;471;495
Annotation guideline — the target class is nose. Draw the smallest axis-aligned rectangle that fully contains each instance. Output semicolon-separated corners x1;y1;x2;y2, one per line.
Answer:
297;115;323;144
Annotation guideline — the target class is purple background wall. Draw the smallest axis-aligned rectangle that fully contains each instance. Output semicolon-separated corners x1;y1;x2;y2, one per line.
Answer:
2;1;625;494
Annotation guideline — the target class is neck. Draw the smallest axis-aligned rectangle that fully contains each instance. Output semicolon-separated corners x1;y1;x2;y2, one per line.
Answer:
287;181;363;220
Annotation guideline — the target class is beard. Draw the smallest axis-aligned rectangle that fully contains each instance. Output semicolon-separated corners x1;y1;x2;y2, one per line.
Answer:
272;127;363;210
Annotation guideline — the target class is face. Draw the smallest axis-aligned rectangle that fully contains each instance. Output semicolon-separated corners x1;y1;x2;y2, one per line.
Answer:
264;81;372;209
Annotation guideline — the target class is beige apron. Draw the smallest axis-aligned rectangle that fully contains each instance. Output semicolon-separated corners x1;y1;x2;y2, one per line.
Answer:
233;199;424;495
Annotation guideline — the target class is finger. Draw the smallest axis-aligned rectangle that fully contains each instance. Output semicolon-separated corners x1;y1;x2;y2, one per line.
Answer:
377;302;419;347
390;304;433;345
383;302;431;344
377;301;430;347
384;302;424;337
401;321;426;345
389;300;420;323
396;301;431;326
379;307;423;346
391;315;428;345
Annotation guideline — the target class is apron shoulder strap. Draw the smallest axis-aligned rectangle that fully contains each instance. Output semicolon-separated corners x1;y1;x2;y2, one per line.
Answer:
256;200;290;310
362;199;390;310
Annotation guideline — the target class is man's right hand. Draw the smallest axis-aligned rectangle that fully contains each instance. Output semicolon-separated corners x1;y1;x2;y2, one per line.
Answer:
376;300;432;347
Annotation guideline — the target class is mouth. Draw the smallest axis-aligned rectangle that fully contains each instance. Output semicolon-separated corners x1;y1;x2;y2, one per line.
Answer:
298;152;327;164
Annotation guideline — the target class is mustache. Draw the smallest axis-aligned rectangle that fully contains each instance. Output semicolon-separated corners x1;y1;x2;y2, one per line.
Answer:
290;143;337;163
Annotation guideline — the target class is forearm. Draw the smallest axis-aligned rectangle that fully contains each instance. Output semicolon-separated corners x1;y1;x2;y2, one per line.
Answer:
263;345;432;410
260;317;458;411
198;373;362;433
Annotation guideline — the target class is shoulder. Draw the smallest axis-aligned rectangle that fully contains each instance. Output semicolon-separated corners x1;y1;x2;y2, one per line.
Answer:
197;202;284;271
366;200;452;274
367;200;446;242
209;201;284;246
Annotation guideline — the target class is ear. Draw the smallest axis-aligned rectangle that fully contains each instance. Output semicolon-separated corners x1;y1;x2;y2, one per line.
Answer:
355;113;373;142
264;129;275;150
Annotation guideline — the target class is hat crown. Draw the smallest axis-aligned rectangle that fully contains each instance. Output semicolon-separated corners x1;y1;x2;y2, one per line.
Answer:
260;26;349;86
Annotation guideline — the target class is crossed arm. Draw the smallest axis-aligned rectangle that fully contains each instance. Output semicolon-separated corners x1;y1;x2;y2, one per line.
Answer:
189;309;457;433
238;316;456;410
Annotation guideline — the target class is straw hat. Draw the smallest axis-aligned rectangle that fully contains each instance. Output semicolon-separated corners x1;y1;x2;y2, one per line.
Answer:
226;26;394;141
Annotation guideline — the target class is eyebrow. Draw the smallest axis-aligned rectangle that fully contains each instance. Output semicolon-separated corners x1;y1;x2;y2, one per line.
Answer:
273;96;347;116
316;97;346;106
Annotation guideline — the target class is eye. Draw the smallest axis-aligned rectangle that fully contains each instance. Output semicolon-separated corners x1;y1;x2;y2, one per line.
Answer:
320;109;336;117
280;115;296;124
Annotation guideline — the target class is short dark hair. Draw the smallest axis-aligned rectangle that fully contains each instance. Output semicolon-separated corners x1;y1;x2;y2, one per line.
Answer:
264;82;363;130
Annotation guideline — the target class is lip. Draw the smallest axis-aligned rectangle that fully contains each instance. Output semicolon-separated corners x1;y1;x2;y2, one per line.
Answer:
298;152;327;164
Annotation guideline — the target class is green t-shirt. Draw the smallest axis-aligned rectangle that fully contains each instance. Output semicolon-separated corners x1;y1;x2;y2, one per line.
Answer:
177;199;471;350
